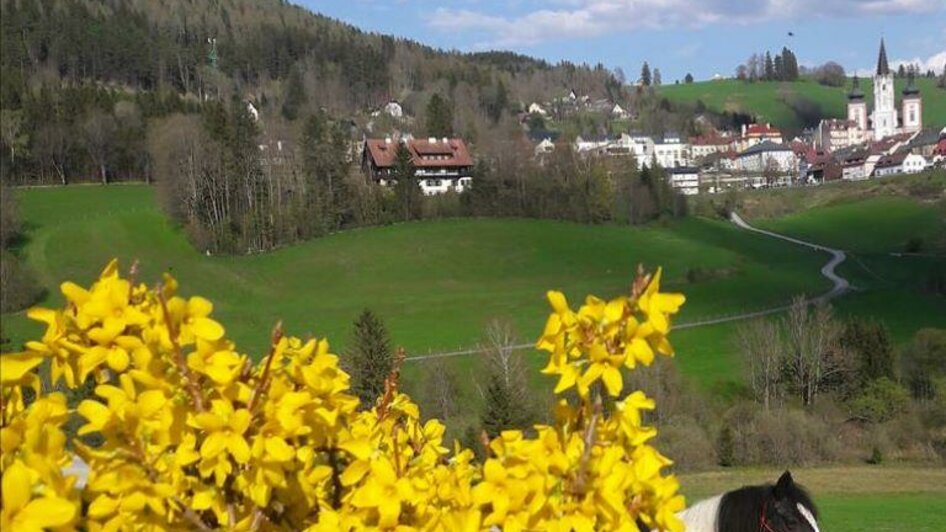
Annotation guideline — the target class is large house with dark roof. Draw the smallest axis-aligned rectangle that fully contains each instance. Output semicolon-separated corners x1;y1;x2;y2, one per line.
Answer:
362;137;474;195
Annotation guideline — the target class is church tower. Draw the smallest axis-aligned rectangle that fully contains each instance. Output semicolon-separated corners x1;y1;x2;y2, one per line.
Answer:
847;75;867;132
901;72;922;133
871;38;897;140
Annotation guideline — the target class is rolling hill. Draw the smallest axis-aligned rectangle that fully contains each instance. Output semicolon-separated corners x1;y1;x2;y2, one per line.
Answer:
659;77;946;132
2;184;830;364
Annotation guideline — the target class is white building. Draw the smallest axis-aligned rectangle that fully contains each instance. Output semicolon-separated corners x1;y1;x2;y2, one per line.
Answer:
902;153;928;174
668;167;700;195
654;133;691;168
574;134;612;154
528;102;548;116
383;100;403;118
737;141;797;174
611;104;630;119
534;138;555;156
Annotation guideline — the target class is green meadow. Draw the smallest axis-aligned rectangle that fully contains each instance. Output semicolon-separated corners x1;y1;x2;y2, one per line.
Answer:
3;184;828;363
659;77;946;131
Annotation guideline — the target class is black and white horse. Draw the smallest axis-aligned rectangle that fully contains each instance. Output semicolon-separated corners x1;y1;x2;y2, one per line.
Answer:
677;471;820;532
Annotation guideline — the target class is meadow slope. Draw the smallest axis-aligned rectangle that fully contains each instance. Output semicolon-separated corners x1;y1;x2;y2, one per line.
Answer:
3;184;830;363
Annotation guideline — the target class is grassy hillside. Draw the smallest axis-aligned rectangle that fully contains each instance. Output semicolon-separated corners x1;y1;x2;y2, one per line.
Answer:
757;195;946;343
2;184;829;361
659;77;946;132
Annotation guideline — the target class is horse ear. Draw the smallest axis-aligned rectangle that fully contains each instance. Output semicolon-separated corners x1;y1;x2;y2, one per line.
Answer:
774;470;794;498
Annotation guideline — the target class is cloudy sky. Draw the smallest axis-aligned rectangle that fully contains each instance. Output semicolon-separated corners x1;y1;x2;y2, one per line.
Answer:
298;0;945;82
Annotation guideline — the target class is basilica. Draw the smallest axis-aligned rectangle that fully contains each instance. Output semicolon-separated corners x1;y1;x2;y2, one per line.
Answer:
846;39;923;141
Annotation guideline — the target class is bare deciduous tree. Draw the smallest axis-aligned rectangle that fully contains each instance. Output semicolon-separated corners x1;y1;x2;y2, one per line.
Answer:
738;318;784;411
81;110;117;184
781;297;851;406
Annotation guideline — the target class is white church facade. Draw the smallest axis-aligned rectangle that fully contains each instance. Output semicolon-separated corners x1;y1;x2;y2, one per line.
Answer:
846;39;923;142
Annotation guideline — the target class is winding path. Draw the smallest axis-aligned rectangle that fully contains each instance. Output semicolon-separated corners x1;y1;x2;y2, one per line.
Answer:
404;213;851;363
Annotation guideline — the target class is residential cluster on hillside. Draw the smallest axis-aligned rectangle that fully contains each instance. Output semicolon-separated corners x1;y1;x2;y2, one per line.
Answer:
320;40;944;199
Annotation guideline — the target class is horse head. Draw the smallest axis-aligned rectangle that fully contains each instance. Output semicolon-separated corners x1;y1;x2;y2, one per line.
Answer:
762;471;820;532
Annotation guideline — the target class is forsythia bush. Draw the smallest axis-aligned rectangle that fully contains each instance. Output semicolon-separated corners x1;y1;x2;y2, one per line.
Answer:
1;260;687;531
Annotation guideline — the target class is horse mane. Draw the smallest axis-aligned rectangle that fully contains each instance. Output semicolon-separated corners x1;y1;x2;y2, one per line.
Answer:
717;481;818;532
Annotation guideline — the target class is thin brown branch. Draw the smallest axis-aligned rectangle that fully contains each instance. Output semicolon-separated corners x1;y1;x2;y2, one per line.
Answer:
156;285;205;412
248;321;283;412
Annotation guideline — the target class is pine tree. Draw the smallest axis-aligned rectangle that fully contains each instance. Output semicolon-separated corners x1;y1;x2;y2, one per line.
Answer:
764;52;775;81
653;68;662;87
393;141;421;221
774;53;784;81
346;309;393;406
425;93;453;137
641;62;652;86
281;68;307;120
684;73;694;84
481;372;517;438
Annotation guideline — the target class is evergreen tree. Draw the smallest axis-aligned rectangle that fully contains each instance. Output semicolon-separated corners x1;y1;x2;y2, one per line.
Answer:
425;93;453;137
684;73;694;84
842;319;896;385
393;141;421;221
481;372;519;438
764;52;775;81
281;68;307;120
653;68;662;87
346;309;393;406
773;53;784;81
641;61;652;86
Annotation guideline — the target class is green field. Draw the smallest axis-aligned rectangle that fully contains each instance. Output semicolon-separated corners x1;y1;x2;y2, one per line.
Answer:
659;77;946;131
2;184;828;363
680;466;946;532
756;195;946;343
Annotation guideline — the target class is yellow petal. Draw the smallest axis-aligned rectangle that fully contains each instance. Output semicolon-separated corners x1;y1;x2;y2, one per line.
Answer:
187;296;214;317
602;366;623;397
0;352;45;384
106;348;129;372
192;317;224;341
547;291;569;313
16;496;76;529
265;437;294;462
2;460;31;511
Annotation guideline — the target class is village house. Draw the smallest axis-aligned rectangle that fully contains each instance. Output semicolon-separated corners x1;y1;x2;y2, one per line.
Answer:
817;118;865;152
872;151;908;177
901;153;928;174
653;133;691;169
362;137;473;195
736;141;797;175
667;167;701;195
738;123;783;151
690;133;733;160
528;102;548;116
840;149;869;180
574;134;613;154
611;103;630;119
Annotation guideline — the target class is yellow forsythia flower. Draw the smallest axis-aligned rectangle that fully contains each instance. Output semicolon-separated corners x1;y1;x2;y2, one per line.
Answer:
0;260;686;530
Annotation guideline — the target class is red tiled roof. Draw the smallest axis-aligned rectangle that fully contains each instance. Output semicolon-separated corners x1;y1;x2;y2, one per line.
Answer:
364;138;473;169
745;123;781;137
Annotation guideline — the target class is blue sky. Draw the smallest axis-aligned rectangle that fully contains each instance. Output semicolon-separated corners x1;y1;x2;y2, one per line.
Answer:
297;0;945;82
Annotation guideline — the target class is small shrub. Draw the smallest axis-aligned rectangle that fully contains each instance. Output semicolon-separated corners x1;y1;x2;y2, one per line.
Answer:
848;377;911;423
717;424;735;467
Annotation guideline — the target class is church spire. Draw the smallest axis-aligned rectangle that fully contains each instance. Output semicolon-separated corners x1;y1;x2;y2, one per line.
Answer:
876;38;890;76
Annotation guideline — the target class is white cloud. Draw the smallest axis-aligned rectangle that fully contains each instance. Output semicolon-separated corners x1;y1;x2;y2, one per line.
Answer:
854;50;946;76
427;0;943;47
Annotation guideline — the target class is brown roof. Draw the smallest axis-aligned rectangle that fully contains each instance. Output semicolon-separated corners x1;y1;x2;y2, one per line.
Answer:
364;138;473;169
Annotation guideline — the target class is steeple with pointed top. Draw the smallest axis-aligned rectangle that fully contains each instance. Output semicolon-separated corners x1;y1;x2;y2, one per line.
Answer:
876;38;890;76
